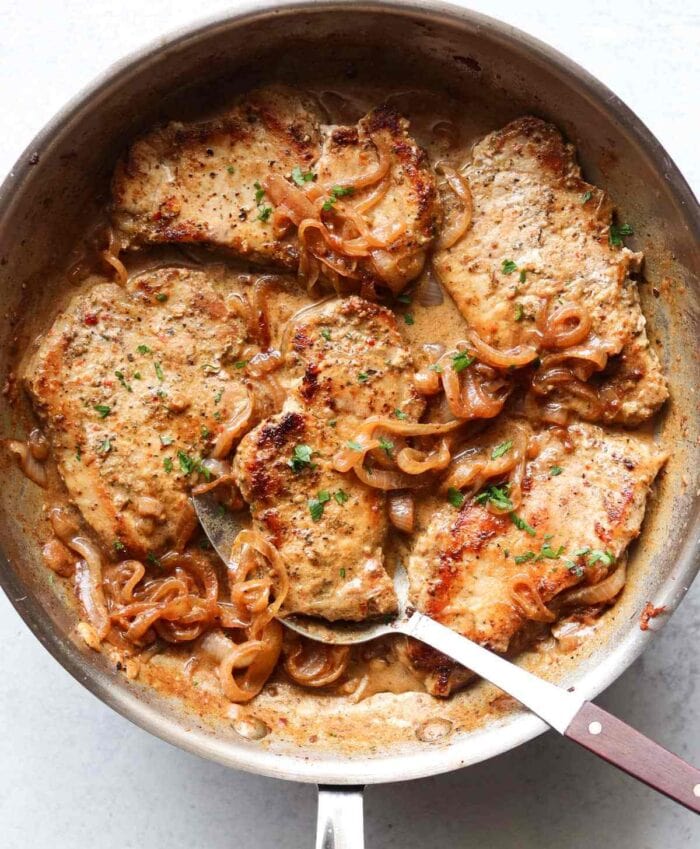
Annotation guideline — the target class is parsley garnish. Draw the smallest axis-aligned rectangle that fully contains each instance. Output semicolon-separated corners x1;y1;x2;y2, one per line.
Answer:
452;350;475;372
226;165;235;174
518;269;527;284
514;303;524;321
334;489;349;505
309;489;331;522
404;313;415;326
609;222;633;247
582;190;593;204
358;371;370;383
347;440;363;451
146;552;160;567
154;362;164;382
257;206;272;222
514;551;536;564
201;426;210;438
160;435;174;446
588;549;614;567
115;370;132;392
474;483;513;511
322;185;354;211
137;344;151;354
254;181;265;204
289;444;315;473
94;404;111;418
511;512;536;536
234;360;248;369
291;166;315;186
133;372;142;380
550;465;563;476
320;328;332;341
491;440;513;459
447;487;465;508
429;363;443;374
113;539;125;553
339;567;346;578
394;409;408;420
155;293;168;303
396;293;412;304
98;438;112;454
540;541;565;559
378;436;394;458
163;457;173;473
214;389;223;404
177;451;196;475
501;259;518;275
75;446;82;462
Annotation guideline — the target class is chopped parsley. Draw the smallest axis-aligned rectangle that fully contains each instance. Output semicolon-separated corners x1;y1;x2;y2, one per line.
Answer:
491;440;513;459
133;372;142;380
328;419;337;428
202;363;220;374
339;567;346;578
396;293;412;305
226;165;235;174
403;313;415;326
94;404;111;418
257;206;272;222
146;552;160;567
346;440;363;451
291;166;315;186
160;434;174;446
98;438;112;454
358;371;370;383
214;389;224;404
510;512;536;536
514;551;536;564
501;259;518;275
550;465;563;476
334;489;349;505
113;539;126;553
609;222;634;247
429;363;443;374
253;181;265;204
163;457;173;473
322;185;354;212
540;540;565;559
177;451;196;475
320;328;332;341
154;362;164;382
452;350;475;372
582;190;593;204
155;293;168;303
234;360;248;369
447;487;465;509
514;302;524;321
75;446;82;462
394;408;408;420
201;426;211;439
518;269;527;284
474;483;513;511
115;370;132;392
588;549;614;567
136;344;151;354
309;489;331;522
378;436;394;458
289;444;315;473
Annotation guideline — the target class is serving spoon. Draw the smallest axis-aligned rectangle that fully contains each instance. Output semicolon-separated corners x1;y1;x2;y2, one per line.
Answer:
193;492;700;813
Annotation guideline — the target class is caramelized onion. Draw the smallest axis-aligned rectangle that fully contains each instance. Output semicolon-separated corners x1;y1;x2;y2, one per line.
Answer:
467;330;538;368
562;563;626;607
436;166;473;250
6;439;48;488
211;389;254;459
536;301;593;349
284;638;350;687
511;576;556;623
388;491;415;533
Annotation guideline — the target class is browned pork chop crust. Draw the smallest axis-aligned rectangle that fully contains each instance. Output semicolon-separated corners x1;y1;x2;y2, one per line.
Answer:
284;295;425;436
406;418;667;695
233;409;397;620
25;268;257;557
434;117;667;424
112;87;439;292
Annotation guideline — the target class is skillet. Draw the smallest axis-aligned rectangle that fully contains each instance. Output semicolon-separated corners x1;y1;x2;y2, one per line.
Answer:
0;3;698;845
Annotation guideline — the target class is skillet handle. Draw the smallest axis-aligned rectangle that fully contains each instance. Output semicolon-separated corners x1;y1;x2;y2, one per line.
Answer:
316;785;365;849
565;702;700;813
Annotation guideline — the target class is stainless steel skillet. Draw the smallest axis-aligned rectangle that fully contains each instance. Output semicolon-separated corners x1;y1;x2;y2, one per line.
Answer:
0;2;698;847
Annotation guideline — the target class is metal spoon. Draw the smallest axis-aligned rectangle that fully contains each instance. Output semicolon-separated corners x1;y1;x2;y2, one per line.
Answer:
194;492;700;813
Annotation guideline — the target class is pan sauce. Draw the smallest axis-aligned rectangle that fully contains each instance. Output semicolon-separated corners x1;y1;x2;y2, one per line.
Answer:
7;77;669;752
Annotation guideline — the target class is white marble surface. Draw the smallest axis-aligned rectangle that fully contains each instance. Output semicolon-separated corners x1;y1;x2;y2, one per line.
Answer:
0;1;698;846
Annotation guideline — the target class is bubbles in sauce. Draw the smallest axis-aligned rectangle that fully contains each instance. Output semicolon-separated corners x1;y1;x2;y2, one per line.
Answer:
233;715;271;741
415;717;453;743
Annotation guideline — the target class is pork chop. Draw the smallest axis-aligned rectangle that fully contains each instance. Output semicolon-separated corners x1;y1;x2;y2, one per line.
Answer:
406;417;667;694
233;408;397;620
433;117;667;423
112;87;439;292
284;295;425;437
24;267;258;557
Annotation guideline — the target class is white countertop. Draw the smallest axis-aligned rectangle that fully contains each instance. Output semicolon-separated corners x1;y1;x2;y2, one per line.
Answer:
0;2;698;846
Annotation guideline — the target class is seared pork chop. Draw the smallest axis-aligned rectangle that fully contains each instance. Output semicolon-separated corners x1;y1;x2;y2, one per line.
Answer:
284;295;425;437
406;418;667;694
233;409;396;620
112;87;439;292
433;117;667;424
25;267;257;557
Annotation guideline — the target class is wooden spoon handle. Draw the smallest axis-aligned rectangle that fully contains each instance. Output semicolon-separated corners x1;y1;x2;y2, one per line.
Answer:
566;701;700;813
